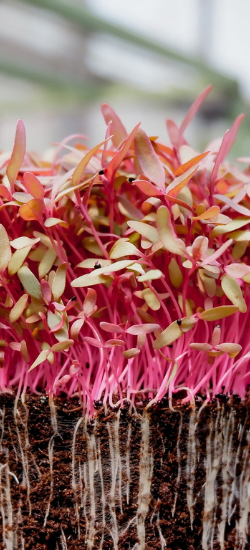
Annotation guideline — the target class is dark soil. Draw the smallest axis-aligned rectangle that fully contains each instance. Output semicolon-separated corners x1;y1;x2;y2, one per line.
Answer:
0;393;249;549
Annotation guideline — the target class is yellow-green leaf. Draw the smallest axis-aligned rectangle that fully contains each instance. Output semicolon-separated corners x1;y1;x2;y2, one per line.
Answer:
142;288;161;311
76;258;112;269
211;218;250;239
123;348;140;358
44;217;68;228
168;258;183;288
82;236;105;257
153;321;182;349
137;269;163;282
216;343;242;358
0;224;12;272
38;248;57;279
127;220;158;243
71;273;110;288
51;340;74;352
17;266;42;300
157;206;186;256
232;241;248;260
52;263;67;301
166;362;178;390
227;230;250;242
71;318;84;339
9;294;28;323
221;274;247;313
71;260;134;288
28;349;50;372
109;239;140;259
10;236;40;249
199;305;239;321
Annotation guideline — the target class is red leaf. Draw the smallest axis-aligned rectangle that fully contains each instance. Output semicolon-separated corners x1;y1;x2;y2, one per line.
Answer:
211;114;245;184
101;103;127;148
6;120;26;193
179;86;212;140
105;122;141;182
134;129;165;192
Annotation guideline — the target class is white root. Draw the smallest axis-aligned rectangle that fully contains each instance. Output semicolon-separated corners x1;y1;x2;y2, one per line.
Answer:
236;427;250;550
44;396;59;527
186;405;197;529
135;411;153;550
1;398;250;549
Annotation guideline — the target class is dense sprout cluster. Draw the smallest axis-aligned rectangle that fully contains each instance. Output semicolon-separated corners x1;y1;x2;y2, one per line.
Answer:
1;87;250;413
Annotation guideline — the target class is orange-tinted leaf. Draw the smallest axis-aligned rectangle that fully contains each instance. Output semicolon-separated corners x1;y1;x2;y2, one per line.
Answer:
19;199;44;222
166;166;198;197
23;172;44;199
133;179;163;197
175;151;209;176
193;206;220;221
72;137;111;187
0;185;12;200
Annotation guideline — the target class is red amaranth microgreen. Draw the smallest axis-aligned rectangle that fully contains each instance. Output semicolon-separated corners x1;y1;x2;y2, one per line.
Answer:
1;86;250;413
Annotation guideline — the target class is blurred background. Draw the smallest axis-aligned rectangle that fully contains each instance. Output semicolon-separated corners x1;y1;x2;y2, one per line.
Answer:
0;0;249;156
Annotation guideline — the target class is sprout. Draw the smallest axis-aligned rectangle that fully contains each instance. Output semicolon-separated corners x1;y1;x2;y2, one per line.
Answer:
0;88;250;413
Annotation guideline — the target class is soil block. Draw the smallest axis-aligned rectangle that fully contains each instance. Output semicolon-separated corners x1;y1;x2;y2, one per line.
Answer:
0;394;249;549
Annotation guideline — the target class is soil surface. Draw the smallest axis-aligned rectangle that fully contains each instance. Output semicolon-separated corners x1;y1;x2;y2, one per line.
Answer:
0;393;249;549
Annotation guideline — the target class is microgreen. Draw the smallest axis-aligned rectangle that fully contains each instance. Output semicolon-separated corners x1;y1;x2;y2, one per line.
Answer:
0;88;250;412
